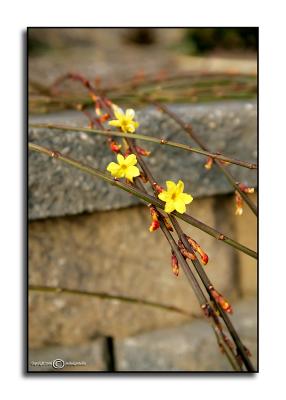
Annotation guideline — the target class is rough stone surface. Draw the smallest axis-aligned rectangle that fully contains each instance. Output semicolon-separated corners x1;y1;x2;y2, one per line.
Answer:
114;296;257;372
29;198;238;348
29;28;257;87
28;338;108;371
29;101;257;220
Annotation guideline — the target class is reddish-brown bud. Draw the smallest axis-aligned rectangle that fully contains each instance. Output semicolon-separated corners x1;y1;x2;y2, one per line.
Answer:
153;183;163;194
186;236;209;265
171;251;179;277
135;145;151;157
238;182;255;194
149;220;160;232
204;157;213;170
178;240;196;260
108;139;122;153
99;113;110;123
162;217;173;232
209;288;233;314
149;206;160;232
235;191;243;216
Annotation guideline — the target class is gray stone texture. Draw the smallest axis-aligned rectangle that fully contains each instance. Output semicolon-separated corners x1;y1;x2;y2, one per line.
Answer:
114;296;257;372
28;197;242;348
29;101;257;220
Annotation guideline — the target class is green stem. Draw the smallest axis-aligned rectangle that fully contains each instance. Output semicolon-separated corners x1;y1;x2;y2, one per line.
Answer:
29;123;257;170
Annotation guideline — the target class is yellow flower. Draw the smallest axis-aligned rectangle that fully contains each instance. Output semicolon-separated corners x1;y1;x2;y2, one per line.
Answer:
107;153;140;182
108;107;139;133
158;180;193;214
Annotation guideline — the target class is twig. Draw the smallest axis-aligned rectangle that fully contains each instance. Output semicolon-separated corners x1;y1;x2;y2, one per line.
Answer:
29;285;196;318
28;142;257;259
125;137;254;371
151;101;258;216
29;123;257;170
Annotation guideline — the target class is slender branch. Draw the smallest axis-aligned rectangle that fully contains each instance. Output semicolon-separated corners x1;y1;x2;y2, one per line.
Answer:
29;123;257;170
169;216;255;371
28;142;257;259
151;101;258;216
29;285;196;318
130;148;244;371
126;136;254;371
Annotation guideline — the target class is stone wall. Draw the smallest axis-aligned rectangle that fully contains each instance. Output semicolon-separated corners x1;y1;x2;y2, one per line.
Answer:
28;101;257;371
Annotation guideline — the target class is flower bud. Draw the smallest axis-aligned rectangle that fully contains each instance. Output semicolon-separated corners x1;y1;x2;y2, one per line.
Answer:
162;216;173;231
238;182;255;194
149;220;160;232
209;287;233;314
135;145;151;157
149;206;160;232
178;240;196;260
186;236;209;265
153;182;164;194
204;157;213;170
108;139;122;153
99;113;110;123
171;251;179;276
235;191;243;216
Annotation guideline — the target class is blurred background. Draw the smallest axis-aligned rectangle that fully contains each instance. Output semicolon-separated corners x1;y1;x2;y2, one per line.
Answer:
28;28;257;371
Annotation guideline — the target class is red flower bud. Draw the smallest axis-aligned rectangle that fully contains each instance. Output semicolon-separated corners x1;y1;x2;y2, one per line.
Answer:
186;236;209;265
135;145;151;157
153;183;164;193
108;139;122;153
171;251;179;277
235;191;243;216
238;182;255;194
204;157;213;170
209;288;233;314
178;240;196;260
99;113;110;123
149;206;160;232
149;219;160;232
162;216;173;232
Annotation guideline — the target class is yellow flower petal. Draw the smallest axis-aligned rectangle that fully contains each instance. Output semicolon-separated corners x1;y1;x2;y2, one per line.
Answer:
107;162;121;176
124;154;137;167
117;154;125;165
174;198;186;214
166;181;176;193
158;191;169;202
125;165;140;182
127;124;135;133
108;120;122;128
126;109;135;119
176;180;184;195
164;200;175;214
180;193;193;204
114;107;124;120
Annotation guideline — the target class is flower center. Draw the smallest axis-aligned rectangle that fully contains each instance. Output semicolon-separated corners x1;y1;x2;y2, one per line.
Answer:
171;193;177;200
